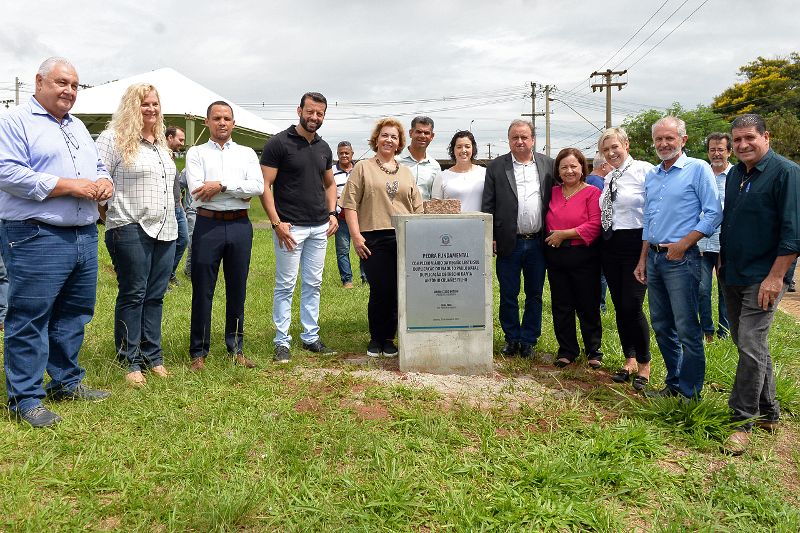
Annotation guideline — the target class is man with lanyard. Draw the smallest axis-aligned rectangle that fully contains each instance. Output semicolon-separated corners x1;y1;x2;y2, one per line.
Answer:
398;116;442;200
185;101;264;371
720;114;800;455
0;57;113;427
333;141;366;288
260;92;339;363
634;116;721;402
697;132;733;342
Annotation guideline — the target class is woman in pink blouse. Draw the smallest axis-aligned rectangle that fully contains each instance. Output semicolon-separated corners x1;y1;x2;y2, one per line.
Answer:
544;148;603;368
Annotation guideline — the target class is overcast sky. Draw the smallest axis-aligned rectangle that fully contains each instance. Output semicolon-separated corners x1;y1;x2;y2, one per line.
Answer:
2;0;797;160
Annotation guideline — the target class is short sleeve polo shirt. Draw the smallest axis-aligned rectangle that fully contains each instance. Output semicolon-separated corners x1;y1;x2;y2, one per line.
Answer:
261;125;333;226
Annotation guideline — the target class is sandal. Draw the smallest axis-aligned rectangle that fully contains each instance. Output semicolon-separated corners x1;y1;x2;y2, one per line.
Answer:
611;368;631;383
632;375;649;391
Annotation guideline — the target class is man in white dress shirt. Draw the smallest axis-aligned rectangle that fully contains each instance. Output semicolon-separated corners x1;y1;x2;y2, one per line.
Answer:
185;101;264;371
397;116;442;200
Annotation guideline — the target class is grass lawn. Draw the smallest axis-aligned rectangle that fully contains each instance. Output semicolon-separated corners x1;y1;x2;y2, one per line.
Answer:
1;199;799;532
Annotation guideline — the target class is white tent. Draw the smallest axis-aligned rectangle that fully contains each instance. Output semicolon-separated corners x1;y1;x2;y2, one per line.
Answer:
70;68;279;150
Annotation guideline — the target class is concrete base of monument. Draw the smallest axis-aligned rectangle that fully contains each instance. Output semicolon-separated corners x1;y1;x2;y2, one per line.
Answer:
393;213;494;377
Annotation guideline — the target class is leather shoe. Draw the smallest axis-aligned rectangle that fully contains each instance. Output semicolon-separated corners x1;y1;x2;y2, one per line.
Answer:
754;420;779;433
16;405;62;428
125;371;147;386
645;387;680;399
520;344;535;359
189;356;206;371
501;342;520;356
725;431;749;456
233;353;256;368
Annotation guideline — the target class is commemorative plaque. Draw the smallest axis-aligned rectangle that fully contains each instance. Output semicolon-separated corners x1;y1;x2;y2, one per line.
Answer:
404;218;486;330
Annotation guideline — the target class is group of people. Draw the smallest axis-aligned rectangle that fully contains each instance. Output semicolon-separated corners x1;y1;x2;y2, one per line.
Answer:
482;114;798;456
1;57;797;459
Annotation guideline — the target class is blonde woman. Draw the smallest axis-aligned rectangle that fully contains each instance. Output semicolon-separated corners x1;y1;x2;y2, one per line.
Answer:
339;118;423;357
597;127;654;390
96;84;177;386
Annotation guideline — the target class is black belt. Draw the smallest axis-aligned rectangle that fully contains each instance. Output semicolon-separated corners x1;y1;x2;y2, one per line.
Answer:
516;231;542;240
649;243;668;253
197;207;248;221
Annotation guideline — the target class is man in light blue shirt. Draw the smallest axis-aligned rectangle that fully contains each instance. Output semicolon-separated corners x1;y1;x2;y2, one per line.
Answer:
634;116;721;401
0;57;114;428
397;116;441;200
697;132;733;342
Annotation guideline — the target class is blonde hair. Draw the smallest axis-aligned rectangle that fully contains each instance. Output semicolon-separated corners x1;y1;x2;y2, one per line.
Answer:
105;83;168;166
368;118;406;155
597;127;629;152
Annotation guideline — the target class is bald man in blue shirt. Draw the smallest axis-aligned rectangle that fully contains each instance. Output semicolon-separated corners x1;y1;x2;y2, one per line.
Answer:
0;57;113;428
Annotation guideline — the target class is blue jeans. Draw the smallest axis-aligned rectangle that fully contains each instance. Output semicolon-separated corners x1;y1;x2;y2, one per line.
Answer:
647;246;705;398
171;207;189;280
1;221;98;414
105;223;175;372
273;223;328;347
600;269;608;312
184;208;196;275
335;217;366;284
698;251;728;337
722;281;787;431
0;251;7;323
496;237;546;346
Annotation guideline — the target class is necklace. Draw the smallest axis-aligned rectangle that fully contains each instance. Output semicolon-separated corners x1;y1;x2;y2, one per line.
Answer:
739;173;754;191
375;157;399;175
563;183;585;202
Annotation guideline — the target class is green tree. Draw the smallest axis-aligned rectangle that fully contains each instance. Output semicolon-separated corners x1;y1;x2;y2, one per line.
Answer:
712;52;800;119
766;110;800;164
621;104;731;165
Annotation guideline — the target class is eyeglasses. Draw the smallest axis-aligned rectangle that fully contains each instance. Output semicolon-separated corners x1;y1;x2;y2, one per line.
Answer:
61;123;79;150
708;148;728;154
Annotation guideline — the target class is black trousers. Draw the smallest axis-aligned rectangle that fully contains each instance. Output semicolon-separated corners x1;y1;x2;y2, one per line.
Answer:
189;214;253;358
600;229;651;363
360;230;398;342
545;242;603;361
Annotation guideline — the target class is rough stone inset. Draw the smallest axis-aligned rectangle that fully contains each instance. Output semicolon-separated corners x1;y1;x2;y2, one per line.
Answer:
423;198;461;214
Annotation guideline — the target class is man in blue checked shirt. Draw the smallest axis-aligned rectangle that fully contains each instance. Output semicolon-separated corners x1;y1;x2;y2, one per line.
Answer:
0;57;114;428
633;116;722;402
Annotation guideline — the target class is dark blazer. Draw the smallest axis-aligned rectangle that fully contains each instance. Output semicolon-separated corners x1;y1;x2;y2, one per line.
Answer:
481;151;555;258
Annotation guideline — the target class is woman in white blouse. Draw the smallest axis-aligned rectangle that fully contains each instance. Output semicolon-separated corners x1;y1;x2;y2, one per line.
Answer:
597;127;654;391
96;84;177;386
432;130;485;212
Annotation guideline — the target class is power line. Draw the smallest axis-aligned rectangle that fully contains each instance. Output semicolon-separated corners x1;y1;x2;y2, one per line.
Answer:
624;0;710;71
611;0;691;71
599;0;671;72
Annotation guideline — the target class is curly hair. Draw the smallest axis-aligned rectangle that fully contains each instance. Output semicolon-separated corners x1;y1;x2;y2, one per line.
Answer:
368;118;406;155
554;148;589;184
105;83;168;166
447;131;477;161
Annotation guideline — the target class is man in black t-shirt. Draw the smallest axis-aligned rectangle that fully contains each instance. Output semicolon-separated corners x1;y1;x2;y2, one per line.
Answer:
259;92;339;363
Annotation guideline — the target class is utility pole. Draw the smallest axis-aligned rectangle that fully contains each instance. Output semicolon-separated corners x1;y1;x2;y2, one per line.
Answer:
544;85;552;157
590;69;627;129
15;76;20;106
521;82;545;151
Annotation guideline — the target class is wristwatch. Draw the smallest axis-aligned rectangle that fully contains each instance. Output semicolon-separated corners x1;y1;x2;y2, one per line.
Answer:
271;220;281;228
329;211;337;217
